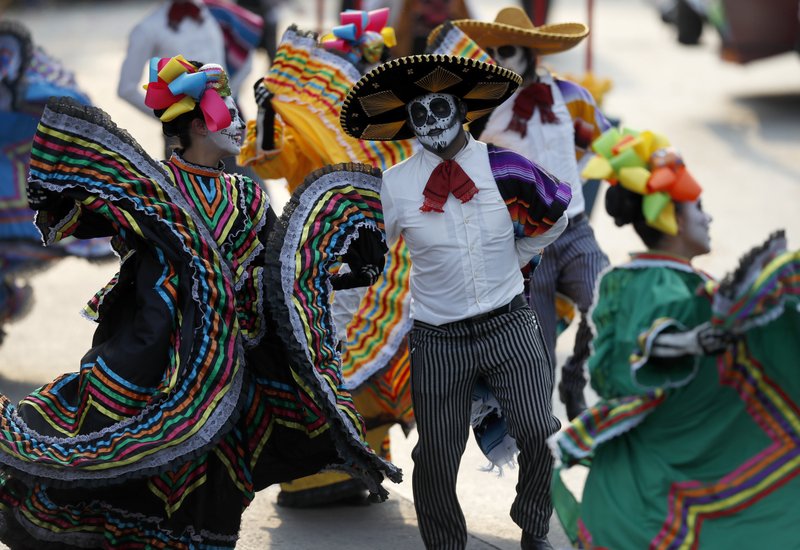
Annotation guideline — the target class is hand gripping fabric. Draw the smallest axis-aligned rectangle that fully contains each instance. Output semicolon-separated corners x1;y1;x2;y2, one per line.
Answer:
264;162;402;498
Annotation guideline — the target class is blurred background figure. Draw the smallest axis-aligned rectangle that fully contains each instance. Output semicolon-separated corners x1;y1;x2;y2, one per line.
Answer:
204;0;264;87
237;0;290;63
393;0;471;56
521;0;553;26
320;5;397;72
655;0;800;62
656;0;707;45
0;20;114;346
432;7;612;420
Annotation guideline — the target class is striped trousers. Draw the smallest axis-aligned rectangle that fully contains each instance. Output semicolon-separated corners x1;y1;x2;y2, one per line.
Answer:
409;306;560;550
529;215;609;392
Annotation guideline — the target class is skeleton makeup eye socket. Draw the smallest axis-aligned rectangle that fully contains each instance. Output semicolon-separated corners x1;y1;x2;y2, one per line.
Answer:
409;102;429;126
228;108;242;126
429;97;452;119
486;45;518;59
497;45;518;58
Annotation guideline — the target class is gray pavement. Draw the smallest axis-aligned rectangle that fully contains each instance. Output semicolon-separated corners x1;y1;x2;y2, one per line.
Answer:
1;0;799;548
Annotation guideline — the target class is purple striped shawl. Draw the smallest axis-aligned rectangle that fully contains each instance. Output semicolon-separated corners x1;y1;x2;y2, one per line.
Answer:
488;144;572;238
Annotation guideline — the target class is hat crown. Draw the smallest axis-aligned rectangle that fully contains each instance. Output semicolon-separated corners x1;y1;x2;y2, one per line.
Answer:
494;7;536;31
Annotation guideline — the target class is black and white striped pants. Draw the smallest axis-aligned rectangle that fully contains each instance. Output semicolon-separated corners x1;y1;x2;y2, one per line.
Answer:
409;306;560;549
530;215;609;392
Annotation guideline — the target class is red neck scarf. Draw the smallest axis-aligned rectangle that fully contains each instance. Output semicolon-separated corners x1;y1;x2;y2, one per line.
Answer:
168;1;203;31
420;159;479;213
507;82;558;137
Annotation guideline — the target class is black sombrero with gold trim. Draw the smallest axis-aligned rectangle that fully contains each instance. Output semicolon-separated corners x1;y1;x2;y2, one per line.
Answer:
340;54;522;142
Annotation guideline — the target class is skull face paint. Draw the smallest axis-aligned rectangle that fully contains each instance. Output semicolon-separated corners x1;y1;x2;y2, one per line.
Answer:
208;96;245;155
407;93;462;154
486;45;530;78
359;31;384;65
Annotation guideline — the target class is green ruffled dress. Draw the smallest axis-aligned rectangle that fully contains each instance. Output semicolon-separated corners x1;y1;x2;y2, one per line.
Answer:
551;241;800;549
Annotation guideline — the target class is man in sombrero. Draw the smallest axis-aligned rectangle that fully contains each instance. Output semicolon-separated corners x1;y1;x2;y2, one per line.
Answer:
441;7;613;420
341;53;572;550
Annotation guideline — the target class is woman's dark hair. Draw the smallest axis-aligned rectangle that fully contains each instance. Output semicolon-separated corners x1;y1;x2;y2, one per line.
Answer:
605;184;684;249
152;60;204;151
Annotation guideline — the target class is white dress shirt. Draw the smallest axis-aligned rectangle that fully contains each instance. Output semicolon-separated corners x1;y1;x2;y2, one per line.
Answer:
118;2;244;115
480;68;585;218
381;135;567;325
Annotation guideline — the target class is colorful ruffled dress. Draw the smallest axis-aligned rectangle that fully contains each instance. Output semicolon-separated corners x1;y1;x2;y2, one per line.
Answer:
550;236;800;549
0;98;398;547
238;26;416;505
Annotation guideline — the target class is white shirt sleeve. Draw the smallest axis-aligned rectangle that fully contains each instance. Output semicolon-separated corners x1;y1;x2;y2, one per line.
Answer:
118;23;156;116
514;211;568;267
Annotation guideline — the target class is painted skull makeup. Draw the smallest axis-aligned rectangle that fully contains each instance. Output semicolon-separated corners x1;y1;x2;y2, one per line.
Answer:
208;96;245;155
485;45;530;78
407;93;462;154
359;31;384;65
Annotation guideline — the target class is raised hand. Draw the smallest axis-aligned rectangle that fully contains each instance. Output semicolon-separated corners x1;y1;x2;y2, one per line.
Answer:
330;263;382;290
26;182;62;210
253;78;276;151
253;78;273;108
650;321;734;357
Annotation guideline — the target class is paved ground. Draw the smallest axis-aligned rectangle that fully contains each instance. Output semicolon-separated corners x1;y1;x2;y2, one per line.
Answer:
1;0;799;548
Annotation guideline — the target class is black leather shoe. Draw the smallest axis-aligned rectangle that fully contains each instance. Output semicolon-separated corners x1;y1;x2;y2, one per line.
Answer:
521;531;555;550
559;381;587;421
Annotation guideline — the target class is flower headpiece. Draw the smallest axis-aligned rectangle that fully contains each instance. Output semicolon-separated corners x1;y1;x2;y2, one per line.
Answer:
321;8;396;66
143;55;232;132
582;127;702;235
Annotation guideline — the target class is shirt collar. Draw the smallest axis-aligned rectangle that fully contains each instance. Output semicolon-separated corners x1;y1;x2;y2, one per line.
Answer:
535;67;554;86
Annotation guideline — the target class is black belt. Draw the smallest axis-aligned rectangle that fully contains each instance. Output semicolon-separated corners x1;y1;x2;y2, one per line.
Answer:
456;294;527;325
412;295;527;330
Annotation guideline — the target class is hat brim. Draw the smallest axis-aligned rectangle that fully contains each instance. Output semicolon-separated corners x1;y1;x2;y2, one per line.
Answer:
340;54;521;141
430;21;588;55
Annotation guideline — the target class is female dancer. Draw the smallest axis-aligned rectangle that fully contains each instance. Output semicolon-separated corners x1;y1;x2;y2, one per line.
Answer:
550;128;800;549
0;55;396;548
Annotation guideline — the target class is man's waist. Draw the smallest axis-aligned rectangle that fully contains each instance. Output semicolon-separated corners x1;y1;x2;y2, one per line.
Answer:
413;294;527;329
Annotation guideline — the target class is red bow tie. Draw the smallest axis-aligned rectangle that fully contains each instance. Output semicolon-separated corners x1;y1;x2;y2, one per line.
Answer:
420;159;479;213
168;1;203;31
507;82;558;136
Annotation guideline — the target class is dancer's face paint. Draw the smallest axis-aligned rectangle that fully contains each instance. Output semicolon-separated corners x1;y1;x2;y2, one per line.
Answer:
407;93;462;154
208;96;245;155
486;45;530;77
